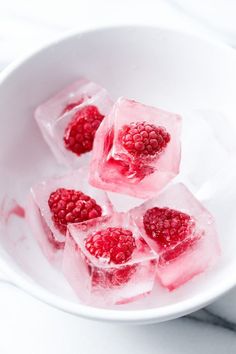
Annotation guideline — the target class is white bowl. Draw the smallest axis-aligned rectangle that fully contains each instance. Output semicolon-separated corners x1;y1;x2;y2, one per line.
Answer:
1;26;236;324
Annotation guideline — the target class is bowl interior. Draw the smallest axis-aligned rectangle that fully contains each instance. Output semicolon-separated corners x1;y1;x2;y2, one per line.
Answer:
1;26;236;322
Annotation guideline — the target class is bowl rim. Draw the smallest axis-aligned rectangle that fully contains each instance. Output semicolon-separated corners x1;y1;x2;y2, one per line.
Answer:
168;0;236;43
1;24;236;323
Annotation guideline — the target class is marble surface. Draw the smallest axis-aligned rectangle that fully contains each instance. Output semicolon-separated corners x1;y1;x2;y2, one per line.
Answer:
1;0;236;353
1;282;236;354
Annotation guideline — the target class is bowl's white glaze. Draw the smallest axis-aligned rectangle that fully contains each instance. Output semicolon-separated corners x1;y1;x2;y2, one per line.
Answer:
1;26;236;324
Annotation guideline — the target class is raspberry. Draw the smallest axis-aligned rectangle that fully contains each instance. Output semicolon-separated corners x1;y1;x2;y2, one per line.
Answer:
119;121;170;158
159;237;199;265
64;105;104;156
48;188;102;235
143;207;194;248
85;227;136;264
92;265;137;287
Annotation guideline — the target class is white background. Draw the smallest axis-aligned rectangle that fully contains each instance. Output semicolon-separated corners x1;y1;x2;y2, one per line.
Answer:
0;0;219;68
1;1;236;353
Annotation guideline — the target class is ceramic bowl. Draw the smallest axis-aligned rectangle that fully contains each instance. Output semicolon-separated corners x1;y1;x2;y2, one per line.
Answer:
1;26;236;324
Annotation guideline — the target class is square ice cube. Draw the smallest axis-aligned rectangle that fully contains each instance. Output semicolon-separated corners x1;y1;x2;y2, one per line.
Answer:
89;97;181;199
131;183;220;290
63;212;157;305
35;78;113;167
27;168;114;265
179;110;236;194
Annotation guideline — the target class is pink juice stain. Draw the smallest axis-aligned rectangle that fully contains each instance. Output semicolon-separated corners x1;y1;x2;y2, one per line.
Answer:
0;198;25;224
0;197;27;256
8;204;25;219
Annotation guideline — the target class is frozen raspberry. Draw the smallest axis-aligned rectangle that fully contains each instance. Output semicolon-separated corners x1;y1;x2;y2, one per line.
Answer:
143;207;195;248
64;105;104;156
48;188;102;235
119;121;170;158
85;227;136;264
159;237;199;265
92;264;137;287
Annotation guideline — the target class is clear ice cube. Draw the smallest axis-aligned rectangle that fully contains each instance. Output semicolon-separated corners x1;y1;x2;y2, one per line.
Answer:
131;183;220;290
35;78;113;167
63;212;157;305
27;168;114;265
89;97;181;199
180;110;236;194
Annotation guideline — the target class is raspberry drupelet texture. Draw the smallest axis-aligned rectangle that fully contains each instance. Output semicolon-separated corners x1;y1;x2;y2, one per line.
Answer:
64;105;104;156
85;227;136;264
48;188;102;235
119;121;170;158
143;207;195;248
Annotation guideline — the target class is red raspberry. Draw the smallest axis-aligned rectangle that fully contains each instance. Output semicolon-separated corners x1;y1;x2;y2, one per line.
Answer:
48;188;102;235
85;227;136;264
159;237;199;265
119;121;170;158
64;105;104;156
92;265;137;287
143;207;194;248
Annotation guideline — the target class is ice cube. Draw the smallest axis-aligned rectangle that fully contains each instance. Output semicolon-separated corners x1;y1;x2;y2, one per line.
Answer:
63;212;157;305
130;183;220;290
89;97;181;199
179;110;236;194
27;168;114;265
35;78;113;167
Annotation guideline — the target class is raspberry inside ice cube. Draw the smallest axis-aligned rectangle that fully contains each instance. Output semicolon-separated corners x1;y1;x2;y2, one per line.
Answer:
27;168;113;265
86;227;137;288
48;188;103;235
143;207;195;249
89;97;181;199
131;183;220;290
85;227;136;264
119;122;170;159
35;78;113;167
63;213;157;305
63;105;105;157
